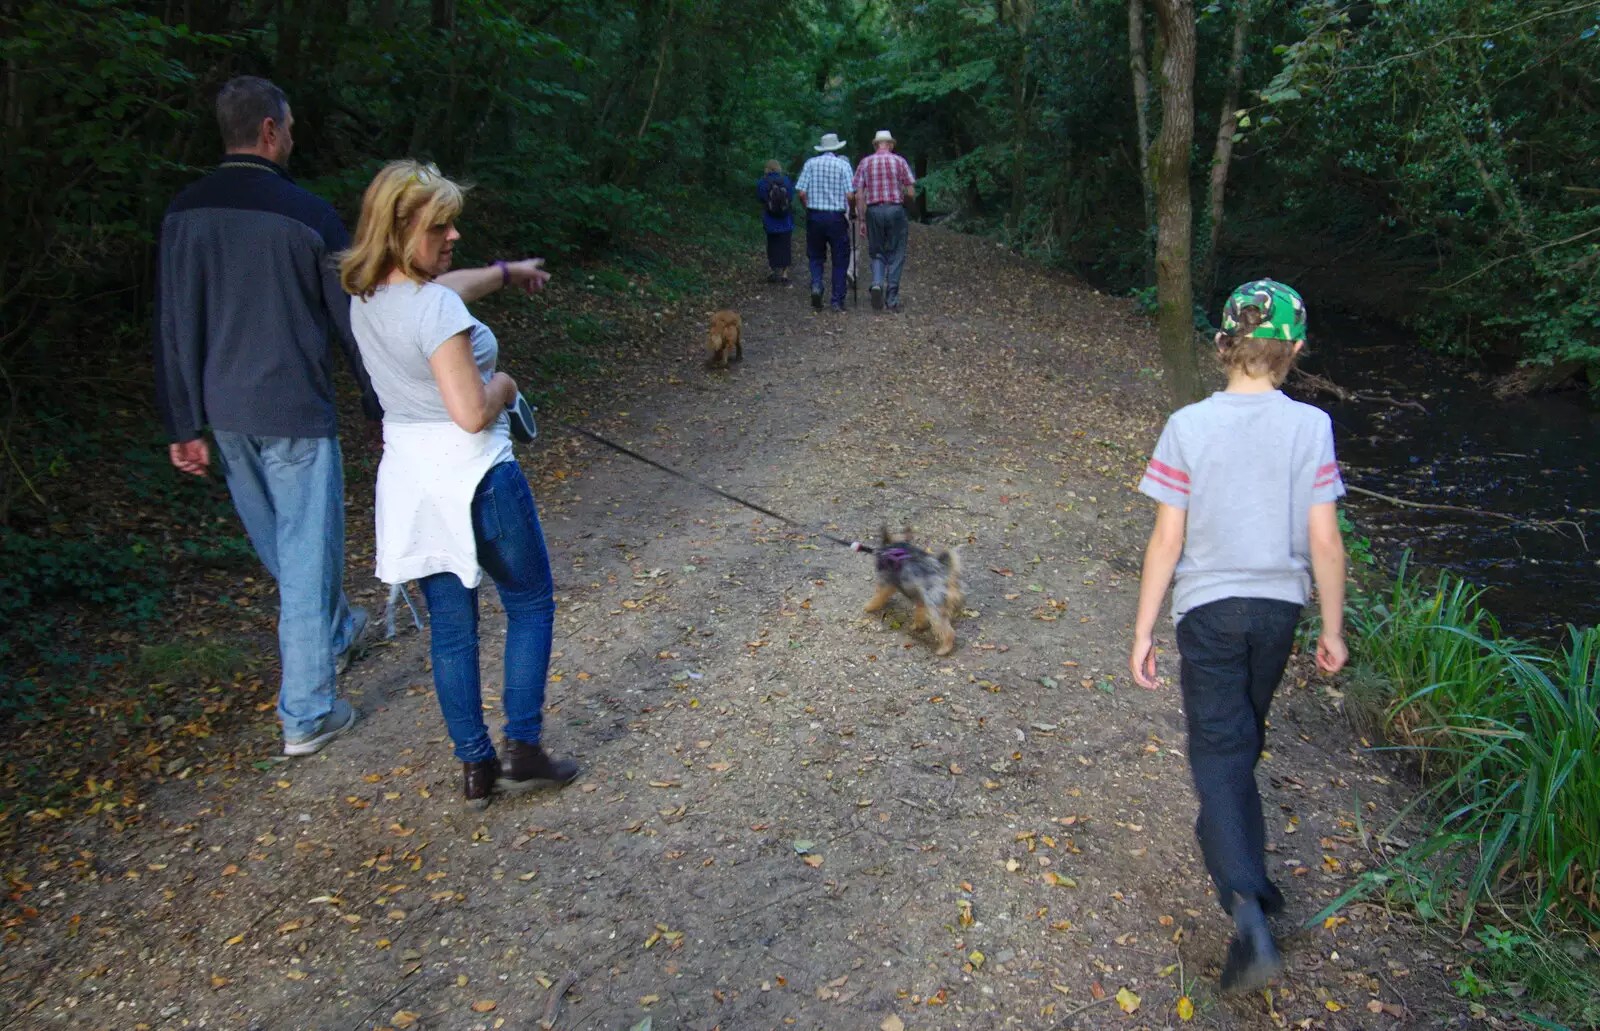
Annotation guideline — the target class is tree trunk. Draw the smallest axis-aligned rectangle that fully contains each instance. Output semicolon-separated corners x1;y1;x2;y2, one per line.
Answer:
1151;0;1199;406
913;152;928;222
1197;0;1250;300
1128;0;1156;285
276;0;307;84
634;6;673;142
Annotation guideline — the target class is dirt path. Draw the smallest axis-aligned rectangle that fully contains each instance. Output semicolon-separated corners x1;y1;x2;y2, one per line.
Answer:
2;228;1460;1030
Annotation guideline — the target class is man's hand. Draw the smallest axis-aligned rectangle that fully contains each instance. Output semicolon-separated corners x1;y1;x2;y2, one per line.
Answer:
169;439;210;477
1130;631;1161;689
506;258;551;295
1317;631;1348;674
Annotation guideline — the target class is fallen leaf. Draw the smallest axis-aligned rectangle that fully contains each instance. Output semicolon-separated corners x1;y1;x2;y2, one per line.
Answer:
392;1011;421;1028
880;1017;905;1031
224;933;245;946
802;854;824;868
275;919;303;935
1325;1001;1343;1011
1089;982;1107;1000
1177;996;1195;1020
472;1000;498;1013
284;970;307;980
968;950;985;970
639;994;660;1005
210;975;229;988
1116;987;1140;1014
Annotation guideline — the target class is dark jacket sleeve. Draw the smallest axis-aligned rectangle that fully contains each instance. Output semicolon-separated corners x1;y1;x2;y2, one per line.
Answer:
318;208;384;423
152;214;206;443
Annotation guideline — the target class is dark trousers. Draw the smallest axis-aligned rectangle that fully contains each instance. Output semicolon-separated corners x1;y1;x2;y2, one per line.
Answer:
806;212;849;307
865;203;910;304
765;230;792;270
1177;597;1301;914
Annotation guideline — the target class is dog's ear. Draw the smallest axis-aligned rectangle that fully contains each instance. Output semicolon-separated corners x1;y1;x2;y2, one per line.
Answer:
879;523;891;546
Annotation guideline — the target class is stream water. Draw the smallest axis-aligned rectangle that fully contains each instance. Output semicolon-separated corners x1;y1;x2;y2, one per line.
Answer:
1290;312;1600;641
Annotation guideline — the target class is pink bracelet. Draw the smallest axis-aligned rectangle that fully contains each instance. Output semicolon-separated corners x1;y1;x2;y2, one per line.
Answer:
494;260;509;286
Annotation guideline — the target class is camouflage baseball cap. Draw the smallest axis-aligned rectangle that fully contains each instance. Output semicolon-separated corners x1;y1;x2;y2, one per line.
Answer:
1221;279;1307;341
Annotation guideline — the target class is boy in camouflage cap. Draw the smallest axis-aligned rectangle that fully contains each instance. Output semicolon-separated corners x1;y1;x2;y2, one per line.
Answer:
1130;279;1348;991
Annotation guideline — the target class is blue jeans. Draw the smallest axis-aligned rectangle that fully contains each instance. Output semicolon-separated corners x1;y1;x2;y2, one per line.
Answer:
806;212;850;307
1177;597;1301;914
866;203;910;304
212;432;357;740
418;461;554;763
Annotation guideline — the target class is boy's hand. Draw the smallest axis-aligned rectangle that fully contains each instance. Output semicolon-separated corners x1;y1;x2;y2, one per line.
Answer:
1317;632;1348;674
1130;632;1161;689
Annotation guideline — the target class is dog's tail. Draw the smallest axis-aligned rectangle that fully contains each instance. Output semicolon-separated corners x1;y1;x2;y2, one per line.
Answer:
938;546;962;578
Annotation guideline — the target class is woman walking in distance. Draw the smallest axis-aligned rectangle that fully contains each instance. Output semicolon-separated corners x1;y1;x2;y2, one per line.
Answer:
757;159;795;284
341;160;579;807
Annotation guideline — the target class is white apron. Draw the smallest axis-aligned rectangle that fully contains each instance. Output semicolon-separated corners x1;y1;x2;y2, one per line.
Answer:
374;419;514;589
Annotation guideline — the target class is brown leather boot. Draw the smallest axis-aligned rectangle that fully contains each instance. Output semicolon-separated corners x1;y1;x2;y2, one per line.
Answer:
463;758;498;810
500;739;579;794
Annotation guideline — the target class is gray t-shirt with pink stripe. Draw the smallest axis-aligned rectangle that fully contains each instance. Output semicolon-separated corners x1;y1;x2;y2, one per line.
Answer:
1139;389;1344;621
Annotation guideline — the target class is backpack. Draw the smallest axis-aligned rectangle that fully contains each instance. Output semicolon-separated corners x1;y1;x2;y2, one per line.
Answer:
764;178;790;217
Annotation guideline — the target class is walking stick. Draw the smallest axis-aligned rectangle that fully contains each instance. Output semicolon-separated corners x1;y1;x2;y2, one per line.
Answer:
849;203;860;307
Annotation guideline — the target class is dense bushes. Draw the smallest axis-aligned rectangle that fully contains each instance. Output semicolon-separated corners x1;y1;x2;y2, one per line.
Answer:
0;0;821;690
821;0;1600;381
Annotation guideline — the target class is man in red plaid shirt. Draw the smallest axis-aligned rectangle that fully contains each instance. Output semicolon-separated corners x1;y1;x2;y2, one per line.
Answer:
852;130;917;312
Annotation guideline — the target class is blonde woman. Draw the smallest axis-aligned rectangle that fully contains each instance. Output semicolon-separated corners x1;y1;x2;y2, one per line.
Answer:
340;160;577;807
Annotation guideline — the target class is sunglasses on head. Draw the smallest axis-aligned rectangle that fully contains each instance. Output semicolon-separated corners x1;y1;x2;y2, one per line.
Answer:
410;162;442;184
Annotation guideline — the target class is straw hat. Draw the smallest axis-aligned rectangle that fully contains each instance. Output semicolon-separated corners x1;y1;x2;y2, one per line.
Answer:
872;129;895;145
813;133;847;152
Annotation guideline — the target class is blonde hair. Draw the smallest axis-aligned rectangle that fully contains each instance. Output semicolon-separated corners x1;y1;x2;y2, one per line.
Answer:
763;159;782;174
340;160;468;298
1216;306;1298;385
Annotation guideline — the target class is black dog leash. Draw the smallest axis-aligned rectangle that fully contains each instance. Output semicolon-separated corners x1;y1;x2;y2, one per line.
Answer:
559;423;875;554
384;412;875;640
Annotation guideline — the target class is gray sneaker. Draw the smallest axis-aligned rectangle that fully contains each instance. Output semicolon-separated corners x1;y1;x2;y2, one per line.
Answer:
335;606;371;675
283;698;357;756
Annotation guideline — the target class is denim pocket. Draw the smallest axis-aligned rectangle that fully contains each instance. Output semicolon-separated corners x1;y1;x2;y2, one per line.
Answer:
473;486;502;544
263;437;321;467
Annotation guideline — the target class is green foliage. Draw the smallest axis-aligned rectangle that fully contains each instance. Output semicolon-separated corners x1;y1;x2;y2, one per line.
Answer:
1348;561;1600;935
1253;0;1600;373
136;641;247;684
0;0;823;690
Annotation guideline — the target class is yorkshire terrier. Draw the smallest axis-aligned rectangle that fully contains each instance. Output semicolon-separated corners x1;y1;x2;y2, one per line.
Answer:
863;525;964;655
706;310;743;368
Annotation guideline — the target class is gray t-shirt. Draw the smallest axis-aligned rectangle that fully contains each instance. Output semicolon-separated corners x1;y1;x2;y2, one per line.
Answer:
349;280;505;427
1138;389;1345;621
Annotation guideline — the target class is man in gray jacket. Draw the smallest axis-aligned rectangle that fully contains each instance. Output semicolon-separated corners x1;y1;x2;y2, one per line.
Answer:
155;76;381;755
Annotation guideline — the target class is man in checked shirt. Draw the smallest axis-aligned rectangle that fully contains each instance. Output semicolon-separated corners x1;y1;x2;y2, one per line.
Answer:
795;132;857;313
852;130;917;312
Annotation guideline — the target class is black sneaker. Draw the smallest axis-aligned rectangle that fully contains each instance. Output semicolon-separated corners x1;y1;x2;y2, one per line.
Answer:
870;284;884;310
1220;894;1283;993
811;289;823;310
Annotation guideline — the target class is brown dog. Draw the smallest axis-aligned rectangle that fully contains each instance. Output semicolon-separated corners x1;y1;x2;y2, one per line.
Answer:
706;310;743;368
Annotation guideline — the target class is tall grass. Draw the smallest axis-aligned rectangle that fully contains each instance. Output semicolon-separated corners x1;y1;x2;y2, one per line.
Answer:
1349;560;1600;933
